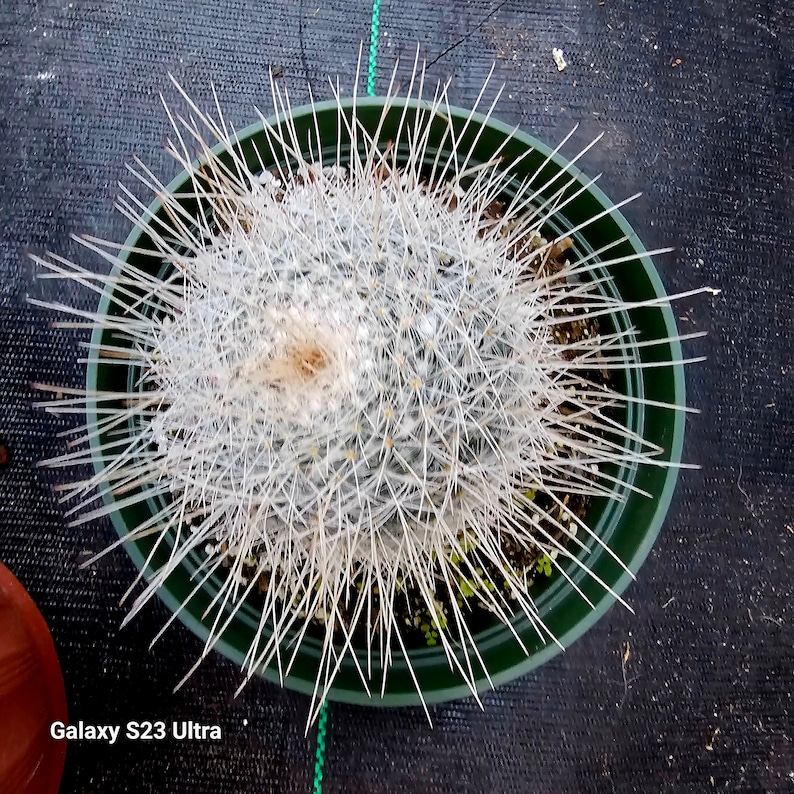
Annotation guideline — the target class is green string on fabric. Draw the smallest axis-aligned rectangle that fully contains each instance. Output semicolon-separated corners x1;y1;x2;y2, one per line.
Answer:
312;700;329;794
367;0;382;96
312;4;377;790
312;6;377;790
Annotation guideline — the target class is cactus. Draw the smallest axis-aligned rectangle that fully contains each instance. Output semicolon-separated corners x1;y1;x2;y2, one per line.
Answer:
31;56;709;725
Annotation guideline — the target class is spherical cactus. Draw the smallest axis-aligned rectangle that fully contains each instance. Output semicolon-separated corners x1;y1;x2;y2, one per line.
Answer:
32;58;710;725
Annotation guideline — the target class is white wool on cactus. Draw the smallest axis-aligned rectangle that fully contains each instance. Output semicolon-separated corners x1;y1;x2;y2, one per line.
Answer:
31;55;708;726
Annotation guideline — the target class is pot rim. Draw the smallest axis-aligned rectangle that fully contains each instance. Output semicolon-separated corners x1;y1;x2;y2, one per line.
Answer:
86;96;685;706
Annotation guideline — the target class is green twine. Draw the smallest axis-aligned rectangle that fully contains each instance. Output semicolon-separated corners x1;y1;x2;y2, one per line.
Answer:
312;700;329;794
366;0;382;96
311;15;379;794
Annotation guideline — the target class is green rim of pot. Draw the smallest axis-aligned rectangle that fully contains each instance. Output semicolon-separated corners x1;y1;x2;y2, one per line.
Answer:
86;97;685;707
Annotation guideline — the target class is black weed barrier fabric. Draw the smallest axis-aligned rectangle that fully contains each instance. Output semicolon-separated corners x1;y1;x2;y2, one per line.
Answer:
0;1;791;792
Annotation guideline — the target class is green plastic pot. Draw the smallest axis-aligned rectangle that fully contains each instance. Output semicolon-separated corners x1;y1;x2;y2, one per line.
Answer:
86;98;685;707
